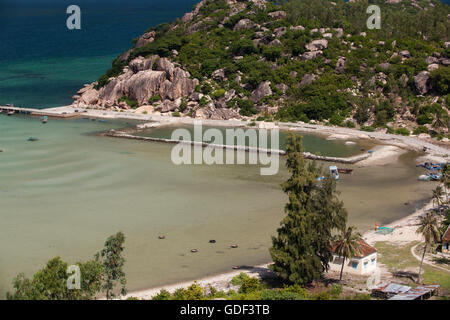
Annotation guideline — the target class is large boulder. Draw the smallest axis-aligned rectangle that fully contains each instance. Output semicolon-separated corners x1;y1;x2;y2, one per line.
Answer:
335;56;347;74
268;11;286;20
414;71;431;95
250;81;272;103
305;39;328;51
135;31;156;48
298;74;316;87
301;50;323;60
233;19;255;31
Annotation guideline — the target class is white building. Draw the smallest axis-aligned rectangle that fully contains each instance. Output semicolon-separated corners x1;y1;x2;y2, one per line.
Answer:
329;240;378;275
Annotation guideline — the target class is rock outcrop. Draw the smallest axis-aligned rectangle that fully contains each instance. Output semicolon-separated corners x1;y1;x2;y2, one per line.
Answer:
414;71;431;95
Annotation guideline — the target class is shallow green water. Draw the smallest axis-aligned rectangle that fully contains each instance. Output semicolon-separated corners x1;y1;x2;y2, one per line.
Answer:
135;124;373;157
0;115;437;297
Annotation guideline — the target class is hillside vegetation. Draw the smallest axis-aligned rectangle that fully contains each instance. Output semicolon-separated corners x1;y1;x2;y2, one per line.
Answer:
74;0;450;139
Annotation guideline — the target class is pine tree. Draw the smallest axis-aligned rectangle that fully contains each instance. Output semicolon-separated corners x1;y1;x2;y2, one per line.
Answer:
270;133;347;284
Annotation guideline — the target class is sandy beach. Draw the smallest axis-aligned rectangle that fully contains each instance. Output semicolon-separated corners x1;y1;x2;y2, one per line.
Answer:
10;104;448;299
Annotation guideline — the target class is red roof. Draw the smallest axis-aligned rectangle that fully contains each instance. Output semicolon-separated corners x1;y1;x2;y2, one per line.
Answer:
331;239;377;258
443;226;450;242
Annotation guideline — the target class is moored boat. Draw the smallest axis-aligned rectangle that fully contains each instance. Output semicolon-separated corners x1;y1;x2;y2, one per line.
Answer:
338;168;353;174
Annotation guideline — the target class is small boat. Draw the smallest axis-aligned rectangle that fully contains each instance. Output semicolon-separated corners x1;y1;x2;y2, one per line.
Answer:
417;162;445;171
41;116;48;124
27;137;39;142
419;173;441;181
7;111;14;116
329;166;340;180
338;168;353;174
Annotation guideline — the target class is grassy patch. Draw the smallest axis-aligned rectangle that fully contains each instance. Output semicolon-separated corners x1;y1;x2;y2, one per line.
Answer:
375;241;450;292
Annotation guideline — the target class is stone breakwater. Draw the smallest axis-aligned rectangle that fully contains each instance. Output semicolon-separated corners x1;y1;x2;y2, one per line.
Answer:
105;130;372;164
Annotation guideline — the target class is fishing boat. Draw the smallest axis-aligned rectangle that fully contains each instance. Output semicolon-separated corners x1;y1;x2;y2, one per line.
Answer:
338;168;353;174
419;173;441;181
329;166;340;180
417;162;445;171
7;111;14;116
41;116;48;124
27;137;39;142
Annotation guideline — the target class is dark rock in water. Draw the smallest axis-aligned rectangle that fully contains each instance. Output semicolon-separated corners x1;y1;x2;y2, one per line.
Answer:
209;240;216;243
232;266;240;270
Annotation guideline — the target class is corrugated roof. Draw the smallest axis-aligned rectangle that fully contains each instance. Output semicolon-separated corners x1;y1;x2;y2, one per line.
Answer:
388;285;440;300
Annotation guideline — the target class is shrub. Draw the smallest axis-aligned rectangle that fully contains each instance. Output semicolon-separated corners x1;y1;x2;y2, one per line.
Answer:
172;111;181;117
239;277;260;294
149;95;161;104
152;289;171;300
360;126;375;132
237;99;258;116
212;89;226;99
118;96;139;109
413;126;429;135
395;128;410;136
262;46;282;61
261;289;305;300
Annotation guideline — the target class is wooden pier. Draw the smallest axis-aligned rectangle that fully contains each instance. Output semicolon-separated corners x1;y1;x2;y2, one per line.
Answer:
0;105;79;118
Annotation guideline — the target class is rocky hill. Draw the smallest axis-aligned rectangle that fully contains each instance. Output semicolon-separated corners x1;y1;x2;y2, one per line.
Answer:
73;0;450;139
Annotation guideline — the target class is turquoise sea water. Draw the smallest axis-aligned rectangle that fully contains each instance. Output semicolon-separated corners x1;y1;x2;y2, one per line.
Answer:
0;0;198;108
0;115;437;297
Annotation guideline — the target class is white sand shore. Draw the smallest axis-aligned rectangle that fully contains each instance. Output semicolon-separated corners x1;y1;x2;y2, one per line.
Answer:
44;105;449;166
124;198;435;300
37;105;447;299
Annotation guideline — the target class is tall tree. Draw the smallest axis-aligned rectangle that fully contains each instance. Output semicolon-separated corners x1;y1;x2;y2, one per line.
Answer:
95;231;127;299
333;226;362;281
416;211;441;283
270;133;347;284
6;257;102;300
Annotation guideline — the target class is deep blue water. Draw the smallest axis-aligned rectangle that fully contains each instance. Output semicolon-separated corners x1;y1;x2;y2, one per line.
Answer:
0;0;198;108
0;0;448;108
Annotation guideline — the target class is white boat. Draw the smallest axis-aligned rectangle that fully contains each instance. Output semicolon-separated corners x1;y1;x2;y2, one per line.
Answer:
329;166;340;180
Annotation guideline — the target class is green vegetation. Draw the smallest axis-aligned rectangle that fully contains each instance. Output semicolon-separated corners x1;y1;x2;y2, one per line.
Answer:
118;96;139;109
270;133;348;285
95;231;127;299
93;0;449;131
7;232;127;300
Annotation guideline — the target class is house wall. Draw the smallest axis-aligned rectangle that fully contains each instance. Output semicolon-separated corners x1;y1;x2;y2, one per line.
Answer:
329;252;377;275
443;241;449;254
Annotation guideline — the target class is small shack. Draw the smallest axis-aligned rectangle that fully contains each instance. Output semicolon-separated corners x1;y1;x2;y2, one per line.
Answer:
371;282;440;300
388;284;440;300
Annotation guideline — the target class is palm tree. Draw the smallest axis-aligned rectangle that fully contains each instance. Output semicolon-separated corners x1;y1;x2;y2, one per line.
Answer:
333;226;363;281
416;211;441;283
432;185;444;208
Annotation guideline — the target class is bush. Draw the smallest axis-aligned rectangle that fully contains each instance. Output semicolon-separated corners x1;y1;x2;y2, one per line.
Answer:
153;289;171;300
118;96;139;109
212;89;226;99
413;126;429;135
262;46;282;61
360;126;375;132
172;111;181;117
395;128;410;136
261;289;305;300
239;277;260;294
237;99;258;116
149;95;161;104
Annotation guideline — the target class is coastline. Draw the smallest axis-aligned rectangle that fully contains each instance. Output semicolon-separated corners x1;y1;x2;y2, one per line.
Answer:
38;105;450;166
3;105;448;299
124;198;436;300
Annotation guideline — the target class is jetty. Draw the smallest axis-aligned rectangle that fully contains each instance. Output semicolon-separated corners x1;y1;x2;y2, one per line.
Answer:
0;105;79;118
106;131;371;164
